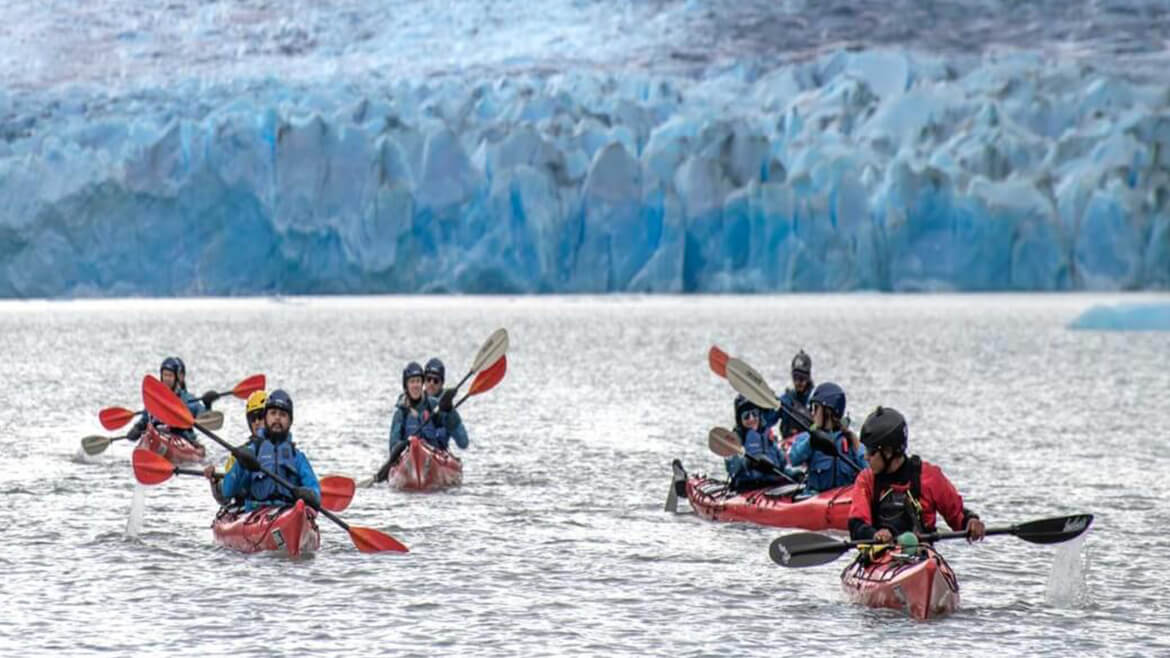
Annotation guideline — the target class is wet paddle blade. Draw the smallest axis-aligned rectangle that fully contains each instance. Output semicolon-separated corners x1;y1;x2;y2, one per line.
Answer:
348;526;409;553
725;358;781;411
142;375;195;429
769;532;851;568
470;328;509;372
81;435;113;456
320;475;356;512
99;407;138;431
468;355;507;396
707;427;743;458
664;459;688;513
231;374;266;399
194;410;224;431
708;346;729;378
132;448;177;486
1013;514;1094;544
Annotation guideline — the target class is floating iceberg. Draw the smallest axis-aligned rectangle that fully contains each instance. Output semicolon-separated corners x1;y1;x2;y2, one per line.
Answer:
1069;302;1170;331
1;46;1169;296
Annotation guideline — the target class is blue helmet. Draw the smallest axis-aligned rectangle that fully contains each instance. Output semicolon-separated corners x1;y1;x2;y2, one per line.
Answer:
402;361;424;389
810;382;846;419
160;357;183;382
424;357;445;383
265;389;294;424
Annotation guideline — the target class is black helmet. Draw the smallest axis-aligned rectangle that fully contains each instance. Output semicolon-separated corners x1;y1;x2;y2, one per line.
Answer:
402;361;424;389
265;389;294;424
791;350;812;375
810;382;846;419
734;394;761;427
860;406;907;454
424;357;446;383
160;356;183;377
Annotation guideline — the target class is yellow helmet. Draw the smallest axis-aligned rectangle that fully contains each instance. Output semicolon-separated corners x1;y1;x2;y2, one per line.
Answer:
245;390;268;416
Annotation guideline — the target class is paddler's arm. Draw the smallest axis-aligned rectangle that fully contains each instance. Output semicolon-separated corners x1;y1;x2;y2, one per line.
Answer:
444;409;468;450
925;466;986;541
847;469;879;541
292;453;321;509
388;407;405;454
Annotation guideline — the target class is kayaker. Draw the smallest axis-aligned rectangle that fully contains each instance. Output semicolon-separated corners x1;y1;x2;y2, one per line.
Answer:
786;382;865;494
726;395;792;491
204;389;321;511
126;356;208;445
424;357;446;397
762;350;815;439
847;406;986;544
206;390;268;507
387;361;468;464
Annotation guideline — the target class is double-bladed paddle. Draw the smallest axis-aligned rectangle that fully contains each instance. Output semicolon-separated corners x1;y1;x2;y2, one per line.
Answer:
131;449;357;512
82;410;225;456
707;427;801;486
98;374;265;431
768;514;1095;568
141;375;407;553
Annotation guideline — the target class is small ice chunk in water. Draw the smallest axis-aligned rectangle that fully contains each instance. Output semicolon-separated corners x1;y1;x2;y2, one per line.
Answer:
1045;534;1092;608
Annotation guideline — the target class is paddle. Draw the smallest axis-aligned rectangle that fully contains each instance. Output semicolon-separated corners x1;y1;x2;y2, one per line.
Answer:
197;374;268;406
100;373;263;430
141;375;407;553
768;514;1095;568
130;449;356;511
447;328;509;395
708;345;729;378
724;357;865;473
82;411;225;455
664;459;689;513
707;427;800;486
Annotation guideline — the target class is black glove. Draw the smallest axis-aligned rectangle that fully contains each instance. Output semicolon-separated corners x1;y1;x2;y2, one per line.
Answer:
294;487;321;509
200;390;218;409
439;388;455;413
126;425;144;442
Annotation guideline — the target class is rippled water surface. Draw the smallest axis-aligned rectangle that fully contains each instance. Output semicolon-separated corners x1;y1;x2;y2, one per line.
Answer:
1;295;1168;656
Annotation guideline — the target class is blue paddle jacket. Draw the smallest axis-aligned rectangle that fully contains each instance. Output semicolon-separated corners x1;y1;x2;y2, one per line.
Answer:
787;429;865;493
388;393;468;454
760;386;814;439
219;430;319;511
724;426;791;490
128;387;207;442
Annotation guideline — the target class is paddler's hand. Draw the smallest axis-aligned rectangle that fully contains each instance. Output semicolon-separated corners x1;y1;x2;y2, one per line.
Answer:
873;529;894;544
294;487;321;509
439;388;455;413
202;465;217;480
965;517;986;542
200;390;218;409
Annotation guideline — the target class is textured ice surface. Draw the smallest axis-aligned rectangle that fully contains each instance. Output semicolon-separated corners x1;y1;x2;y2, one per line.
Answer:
1;1;1169;296
1069;302;1170;331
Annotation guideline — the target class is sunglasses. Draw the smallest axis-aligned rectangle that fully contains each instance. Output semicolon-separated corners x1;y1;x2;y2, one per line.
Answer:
740;409;760;422
424;376;442;384
792;373;809;383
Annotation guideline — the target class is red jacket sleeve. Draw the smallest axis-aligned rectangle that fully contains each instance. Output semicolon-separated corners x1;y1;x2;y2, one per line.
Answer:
847;468;875;525
921;461;967;531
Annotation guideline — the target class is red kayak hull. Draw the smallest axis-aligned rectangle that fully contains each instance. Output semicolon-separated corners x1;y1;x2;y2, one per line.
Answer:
211;499;321;557
138;424;206;466
684;475;852;531
388;436;463;491
840;546;960;620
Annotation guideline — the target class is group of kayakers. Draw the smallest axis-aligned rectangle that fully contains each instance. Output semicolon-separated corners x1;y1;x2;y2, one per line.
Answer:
723;350;985;544
127;354;471;513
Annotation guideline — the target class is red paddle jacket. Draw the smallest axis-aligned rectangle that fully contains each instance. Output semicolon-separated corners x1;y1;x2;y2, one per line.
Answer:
848;456;976;540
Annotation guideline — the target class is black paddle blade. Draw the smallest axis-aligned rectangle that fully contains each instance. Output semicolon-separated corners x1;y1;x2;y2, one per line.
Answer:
769;532;851;568
1014;514;1094;544
665;459;687;513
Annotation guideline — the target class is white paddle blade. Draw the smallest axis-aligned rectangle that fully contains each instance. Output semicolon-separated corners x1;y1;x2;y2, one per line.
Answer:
471;328;509;372
725;357;780;411
707;427;744;458
195;410;225;431
81;435;112;456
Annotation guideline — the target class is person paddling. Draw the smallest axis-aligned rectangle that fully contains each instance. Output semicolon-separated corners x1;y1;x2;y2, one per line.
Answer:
848;406;986;545
388;362;468;465
206;390;268;507
762;350;815;439
127;356;208;446
203;389;321;511
423;357;446;397
786;382;865;494
725;395;792;491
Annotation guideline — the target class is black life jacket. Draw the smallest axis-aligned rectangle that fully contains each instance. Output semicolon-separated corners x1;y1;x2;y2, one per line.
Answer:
871;455;926;535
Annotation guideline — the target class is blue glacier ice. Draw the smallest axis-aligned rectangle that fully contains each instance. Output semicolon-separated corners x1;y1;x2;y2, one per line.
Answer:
1;1;1169;296
1069;302;1170;331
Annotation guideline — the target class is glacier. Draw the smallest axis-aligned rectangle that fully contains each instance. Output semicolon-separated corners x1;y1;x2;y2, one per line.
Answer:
2;2;1170;296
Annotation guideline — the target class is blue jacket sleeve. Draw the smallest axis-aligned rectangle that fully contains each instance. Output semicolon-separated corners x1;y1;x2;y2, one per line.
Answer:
787;433;812;468
724;455;745;478
220;460;247;500
760;408;781;433
389;407;405;453
296;454;320;497
444;410;468;450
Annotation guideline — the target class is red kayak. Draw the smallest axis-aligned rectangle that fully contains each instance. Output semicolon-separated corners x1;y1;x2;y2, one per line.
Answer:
211;499;321;558
137;423;206;466
388;436;463;491
840;545;960;620
684;473;853;531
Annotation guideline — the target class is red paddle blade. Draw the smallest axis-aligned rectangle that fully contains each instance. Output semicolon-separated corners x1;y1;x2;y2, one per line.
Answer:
468;355;507;396
99;407;138;431
708;346;729;378
348;526;409;553
231;374;266;399
319;475;356;512
142;375;195;429
132;448;177;485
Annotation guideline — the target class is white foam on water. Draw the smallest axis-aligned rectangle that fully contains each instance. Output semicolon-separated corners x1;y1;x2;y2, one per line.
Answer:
124;483;145;539
1045;534;1092;608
